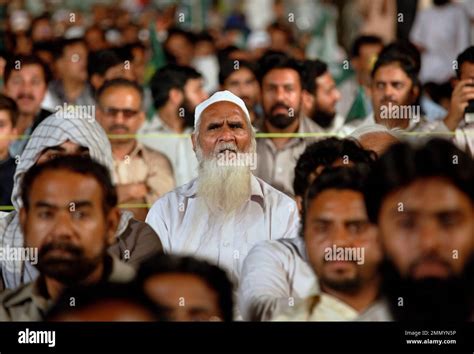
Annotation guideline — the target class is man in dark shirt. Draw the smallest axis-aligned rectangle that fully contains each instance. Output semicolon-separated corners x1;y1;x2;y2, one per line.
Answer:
0;94;19;208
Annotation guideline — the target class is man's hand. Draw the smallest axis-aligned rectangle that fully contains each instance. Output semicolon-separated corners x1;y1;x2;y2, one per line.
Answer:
117;183;149;203
443;79;474;131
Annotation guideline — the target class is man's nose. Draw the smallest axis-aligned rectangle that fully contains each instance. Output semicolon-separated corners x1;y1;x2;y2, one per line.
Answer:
50;212;75;240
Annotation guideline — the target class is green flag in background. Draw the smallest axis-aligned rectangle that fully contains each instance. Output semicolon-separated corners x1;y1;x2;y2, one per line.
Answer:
145;21;168;120
346;86;369;123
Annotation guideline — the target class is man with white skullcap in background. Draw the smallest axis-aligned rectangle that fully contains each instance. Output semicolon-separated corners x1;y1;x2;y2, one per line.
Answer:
146;91;299;284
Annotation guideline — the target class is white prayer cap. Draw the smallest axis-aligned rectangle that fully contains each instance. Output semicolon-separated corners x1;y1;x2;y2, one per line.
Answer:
194;90;250;129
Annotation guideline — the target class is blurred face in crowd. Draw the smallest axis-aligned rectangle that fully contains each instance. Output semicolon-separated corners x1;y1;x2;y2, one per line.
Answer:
165;33;194;66
192;101;255;214
352;43;383;83
303;71;341;128
304;189;382;293
183;77;208;111
0;110;17;159
36;141;90;164
144;273;223;321
85;27;107;52
20;169;119;285
371;63;419;129
223;67;260;113
96;86;144;144
31;18;53;42
3;63;47;117
91;64;137;91
57;42;88;83
379;178;474;280
262;68;302;130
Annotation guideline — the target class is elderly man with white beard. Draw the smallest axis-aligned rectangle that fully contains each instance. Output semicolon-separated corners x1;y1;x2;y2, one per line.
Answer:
145;91;299;284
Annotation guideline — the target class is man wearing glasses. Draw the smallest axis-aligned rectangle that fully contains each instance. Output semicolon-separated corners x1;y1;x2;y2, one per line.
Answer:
95;79;175;221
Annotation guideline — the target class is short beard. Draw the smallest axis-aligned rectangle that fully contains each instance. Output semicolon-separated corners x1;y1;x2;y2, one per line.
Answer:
265;103;299;129
380;256;474;322
195;142;253;216
308;106;335;129
320;264;363;293
37;239;106;286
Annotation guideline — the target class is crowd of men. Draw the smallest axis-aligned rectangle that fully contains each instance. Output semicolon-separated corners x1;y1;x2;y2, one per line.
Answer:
0;0;472;322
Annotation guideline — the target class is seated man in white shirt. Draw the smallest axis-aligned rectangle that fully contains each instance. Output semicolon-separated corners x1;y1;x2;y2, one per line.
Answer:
239;138;376;320
273;166;383;321
145;91;299;284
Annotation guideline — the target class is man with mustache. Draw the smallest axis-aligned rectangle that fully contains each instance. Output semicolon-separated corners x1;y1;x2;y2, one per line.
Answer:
146;90;299;284
96;78;175;221
273;167;383;321
3;55;52;157
362;139;474;321
301;59;345;135
0;156;135;321
254;52;321;197
0;113;163;291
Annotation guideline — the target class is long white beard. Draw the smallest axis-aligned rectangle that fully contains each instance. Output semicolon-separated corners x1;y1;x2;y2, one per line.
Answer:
196;142;253;216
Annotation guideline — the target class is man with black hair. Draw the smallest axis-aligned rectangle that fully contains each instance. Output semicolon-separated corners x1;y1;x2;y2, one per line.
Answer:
348;45;451;136
136;254;234;322
301;59;344;134
43;38;94;111
362;139;474;321
337;35;383;121
138;64;208;186
0;94;18;207
163;28;195;67
88;49;136;92
0;156;136;321
219;58;261;125
95;79;174;221
254;52;321;196
273;166;383;321
239;138;376;320
3;55;52;157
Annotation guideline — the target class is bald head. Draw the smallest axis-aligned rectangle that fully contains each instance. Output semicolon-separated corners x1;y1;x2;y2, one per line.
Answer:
357;132;399;156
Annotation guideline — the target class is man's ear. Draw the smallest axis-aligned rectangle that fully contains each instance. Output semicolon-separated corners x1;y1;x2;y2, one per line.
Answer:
105;207;121;246
301;90;314;113
169;88;184;107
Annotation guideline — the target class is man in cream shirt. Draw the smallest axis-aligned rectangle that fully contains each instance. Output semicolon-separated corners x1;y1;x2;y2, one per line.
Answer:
145;91;299;284
272;167;384;321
